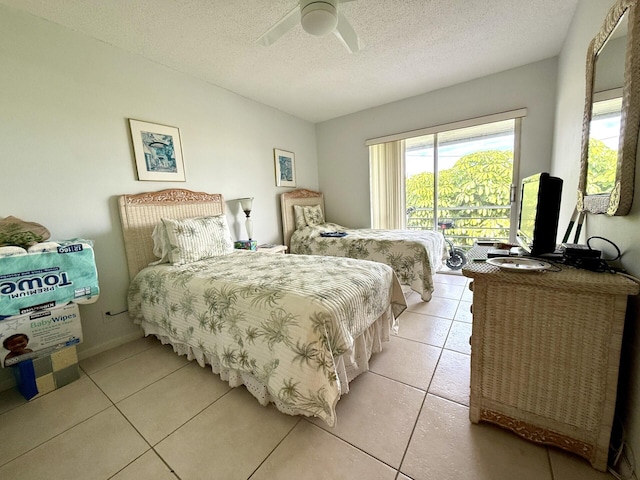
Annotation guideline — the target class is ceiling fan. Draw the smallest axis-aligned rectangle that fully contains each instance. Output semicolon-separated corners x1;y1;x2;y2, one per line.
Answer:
257;0;363;53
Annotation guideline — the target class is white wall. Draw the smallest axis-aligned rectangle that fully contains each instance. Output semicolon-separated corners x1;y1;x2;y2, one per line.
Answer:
315;58;559;228
553;0;640;459
0;4;318;382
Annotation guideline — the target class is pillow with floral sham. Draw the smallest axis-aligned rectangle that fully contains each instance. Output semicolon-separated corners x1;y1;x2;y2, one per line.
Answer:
161;215;234;265
303;205;325;226
150;222;172;265
293;205;307;230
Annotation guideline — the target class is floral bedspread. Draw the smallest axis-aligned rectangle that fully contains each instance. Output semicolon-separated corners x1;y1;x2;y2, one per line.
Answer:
128;250;405;426
290;223;446;301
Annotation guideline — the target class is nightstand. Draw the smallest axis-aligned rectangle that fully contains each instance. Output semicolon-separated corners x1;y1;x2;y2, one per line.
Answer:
257;244;288;254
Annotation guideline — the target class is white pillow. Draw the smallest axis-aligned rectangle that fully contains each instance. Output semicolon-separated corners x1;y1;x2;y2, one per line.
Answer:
161;215;234;265
293;205;307;230
303;205;324;226
150;222;171;265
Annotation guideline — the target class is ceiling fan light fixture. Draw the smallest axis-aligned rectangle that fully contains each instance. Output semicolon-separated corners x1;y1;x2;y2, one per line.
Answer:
301;1;338;36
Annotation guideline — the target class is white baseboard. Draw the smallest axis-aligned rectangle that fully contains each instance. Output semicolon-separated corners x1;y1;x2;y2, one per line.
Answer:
77;330;144;361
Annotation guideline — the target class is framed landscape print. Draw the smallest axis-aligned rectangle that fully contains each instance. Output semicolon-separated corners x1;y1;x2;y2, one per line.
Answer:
129;119;186;182
274;148;296;187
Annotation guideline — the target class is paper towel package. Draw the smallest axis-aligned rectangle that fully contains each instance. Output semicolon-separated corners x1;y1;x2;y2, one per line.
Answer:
0;302;82;367
0;239;99;319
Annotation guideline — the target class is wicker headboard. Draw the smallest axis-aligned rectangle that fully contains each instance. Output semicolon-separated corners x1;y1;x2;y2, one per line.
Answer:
280;189;325;249
118;189;225;279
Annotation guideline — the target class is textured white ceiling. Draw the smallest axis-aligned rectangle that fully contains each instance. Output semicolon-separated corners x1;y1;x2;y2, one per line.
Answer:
1;0;579;123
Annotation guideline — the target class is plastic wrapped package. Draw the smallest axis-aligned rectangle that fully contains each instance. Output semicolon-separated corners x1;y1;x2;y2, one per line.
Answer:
0;239;99;319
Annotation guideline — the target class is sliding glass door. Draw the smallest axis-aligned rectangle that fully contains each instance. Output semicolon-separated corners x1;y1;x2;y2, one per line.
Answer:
405;119;518;248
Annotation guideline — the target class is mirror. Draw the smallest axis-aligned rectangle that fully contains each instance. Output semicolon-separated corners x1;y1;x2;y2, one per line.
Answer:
578;0;640;216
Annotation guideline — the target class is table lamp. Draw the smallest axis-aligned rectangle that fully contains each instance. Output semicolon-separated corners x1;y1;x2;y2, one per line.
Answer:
239;197;254;240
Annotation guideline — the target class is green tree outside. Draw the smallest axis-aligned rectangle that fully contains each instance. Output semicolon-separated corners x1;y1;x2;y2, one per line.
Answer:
406;140;618;248
586;138;617;194
406;150;513;247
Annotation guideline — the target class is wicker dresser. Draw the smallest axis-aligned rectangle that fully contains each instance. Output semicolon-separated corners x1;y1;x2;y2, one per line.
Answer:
462;262;639;471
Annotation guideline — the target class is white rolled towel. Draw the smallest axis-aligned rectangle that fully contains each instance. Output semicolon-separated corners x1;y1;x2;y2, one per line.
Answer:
27;241;61;253
0;246;27;258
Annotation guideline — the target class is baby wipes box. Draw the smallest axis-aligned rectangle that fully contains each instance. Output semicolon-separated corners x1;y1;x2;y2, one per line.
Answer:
0;302;82;368
0;239;99;319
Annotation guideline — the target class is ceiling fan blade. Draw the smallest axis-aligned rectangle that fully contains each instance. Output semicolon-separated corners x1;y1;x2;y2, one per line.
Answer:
257;5;301;46
334;12;362;53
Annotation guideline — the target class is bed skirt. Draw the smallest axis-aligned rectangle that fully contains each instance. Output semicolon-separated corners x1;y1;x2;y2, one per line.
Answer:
134;305;396;426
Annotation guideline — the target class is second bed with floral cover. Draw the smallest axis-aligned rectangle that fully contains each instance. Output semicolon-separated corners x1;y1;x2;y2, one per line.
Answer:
128;250;406;426
290;221;446;301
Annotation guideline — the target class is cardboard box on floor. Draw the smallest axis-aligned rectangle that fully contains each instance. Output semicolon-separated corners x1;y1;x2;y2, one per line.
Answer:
0;302;82;368
0;302;83;400
12;345;80;400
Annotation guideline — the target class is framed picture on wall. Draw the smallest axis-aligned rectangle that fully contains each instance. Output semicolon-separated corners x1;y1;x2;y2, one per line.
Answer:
129;119;186;182
274;148;296;187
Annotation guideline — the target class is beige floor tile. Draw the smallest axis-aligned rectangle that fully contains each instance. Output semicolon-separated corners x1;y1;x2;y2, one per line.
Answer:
404;291;423;308
548;448;616;479
369;335;440;390
0;407;149;480
431;282;466;300
111;450;176;480
0;387;26;415
407;296;459;319
396;311;452;347
155;387;297;480
251;420;397;480
428;349;470;406
117;361;231;445
454;300;473;323
0;376;112;466
0;368;89;417
79;335;156;375
462;282;474;301
433;272;468;286
401;395;552;480
444;321;472;355
309;372;425;468
90;342;190;403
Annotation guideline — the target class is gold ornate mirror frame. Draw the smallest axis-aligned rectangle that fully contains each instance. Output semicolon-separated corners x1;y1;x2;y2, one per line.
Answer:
578;0;640;215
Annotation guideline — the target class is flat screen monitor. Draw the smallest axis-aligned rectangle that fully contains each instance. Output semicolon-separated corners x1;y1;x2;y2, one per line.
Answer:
516;172;563;256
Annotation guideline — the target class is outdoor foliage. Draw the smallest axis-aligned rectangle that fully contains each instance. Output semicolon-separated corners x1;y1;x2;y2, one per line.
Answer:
586;138;617;194
406;150;513;247
406;140;617;248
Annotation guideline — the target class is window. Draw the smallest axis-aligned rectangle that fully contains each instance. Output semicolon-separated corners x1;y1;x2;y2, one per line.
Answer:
368;110;525;248
587;90;622;195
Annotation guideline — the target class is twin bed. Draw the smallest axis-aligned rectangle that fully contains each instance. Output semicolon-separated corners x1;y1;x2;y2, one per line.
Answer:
280;189;446;301
118;189;406;426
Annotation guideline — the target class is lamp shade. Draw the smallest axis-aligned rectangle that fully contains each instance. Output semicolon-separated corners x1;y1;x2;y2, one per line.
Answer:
239;197;253;215
301;1;338;36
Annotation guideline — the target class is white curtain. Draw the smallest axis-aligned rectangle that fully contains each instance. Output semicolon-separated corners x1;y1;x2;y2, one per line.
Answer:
369;140;406;229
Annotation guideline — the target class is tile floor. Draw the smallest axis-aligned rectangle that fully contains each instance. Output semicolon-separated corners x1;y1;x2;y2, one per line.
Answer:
0;273;617;479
